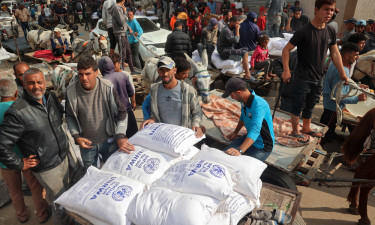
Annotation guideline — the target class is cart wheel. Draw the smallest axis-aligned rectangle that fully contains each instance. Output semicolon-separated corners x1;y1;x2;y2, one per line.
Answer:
292;213;306;225
261;166;298;191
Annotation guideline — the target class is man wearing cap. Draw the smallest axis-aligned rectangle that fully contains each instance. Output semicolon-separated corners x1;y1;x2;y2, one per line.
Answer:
338;17;356;45
141;56;204;138
197;18;218;69
355;20;373;41
223;77;274;161
50;28;73;62
366;19;375;37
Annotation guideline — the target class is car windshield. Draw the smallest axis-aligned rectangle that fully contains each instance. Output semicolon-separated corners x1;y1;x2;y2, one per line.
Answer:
0;3;11;8
137;18;159;33
0;11;11;17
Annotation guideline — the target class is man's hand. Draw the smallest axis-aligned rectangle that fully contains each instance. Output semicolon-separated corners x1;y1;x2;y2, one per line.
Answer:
281;71;291;83
358;93;367;101
225;148;242;156
339;74;349;85
227;132;239;141
359;84;369;89
134;32;138;36
192;126;204;138
76;137;93;149
141;119;155;129
22;155;39;170
128;28;133;34
235;24;240;30
117;138;135;154
132;101;137;111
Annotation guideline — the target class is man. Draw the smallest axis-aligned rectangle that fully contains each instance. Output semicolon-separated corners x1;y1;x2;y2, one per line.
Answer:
280;6;289;34
102;0;116;55
207;0;216;15
355;20;373;41
282;0;348;143
285;7;310;32
141;56;204;137
217;16;258;83
13;62;29;99
54;2;68;24
197;18;218;70
109;0;137;74
347;33;367;77
265;0;286;37
0;68;70;224
223;77;274;162
218;10;232;33
165;21;192;60
321;43;367;140
50;28;73;62
0;78;51;223
65;56;135;168
127;10;143;69
14;4;30;40
366;19;375;37
135;5;144;15
337;17;357;45
236;12;260;52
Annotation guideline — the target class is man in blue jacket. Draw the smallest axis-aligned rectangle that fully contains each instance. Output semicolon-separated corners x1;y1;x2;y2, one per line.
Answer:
223;77;274;161
236;12;260;51
127;10;143;69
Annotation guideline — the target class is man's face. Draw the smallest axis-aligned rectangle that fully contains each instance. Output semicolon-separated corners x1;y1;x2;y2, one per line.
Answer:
356;25;365;33
14;64;29;83
315;4;335;23
228;12;232;20
128;11;134;21
23;72;46;100
58;3;63;8
54;31;61;38
175;69;190;80
229;20;239;29
78;67;98;90
230;91;242;102
345;23;355;31
294;11;302;19
366;24;372;32
358;40;366;51
348;51;360;64
158;67;176;85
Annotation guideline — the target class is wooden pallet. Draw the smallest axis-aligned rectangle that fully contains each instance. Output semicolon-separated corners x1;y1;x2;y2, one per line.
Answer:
132;74;147;95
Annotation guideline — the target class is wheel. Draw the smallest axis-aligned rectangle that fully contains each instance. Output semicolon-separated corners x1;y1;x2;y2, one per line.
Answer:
292;213;306;225
261;166;298;191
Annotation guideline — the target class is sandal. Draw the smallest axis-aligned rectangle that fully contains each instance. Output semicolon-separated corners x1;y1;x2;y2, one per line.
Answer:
290;133;309;144
242;76;260;84
301;130;323;138
250;218;277;225
270;209;292;225
249;210;272;221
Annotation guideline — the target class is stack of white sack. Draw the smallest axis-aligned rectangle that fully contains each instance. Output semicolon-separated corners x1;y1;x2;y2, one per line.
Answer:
268;33;296;56
102;145;199;186
211;51;252;75
55;167;145;225
128;123;205;157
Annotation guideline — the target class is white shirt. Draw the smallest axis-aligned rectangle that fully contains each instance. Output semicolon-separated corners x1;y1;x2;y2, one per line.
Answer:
234;1;243;9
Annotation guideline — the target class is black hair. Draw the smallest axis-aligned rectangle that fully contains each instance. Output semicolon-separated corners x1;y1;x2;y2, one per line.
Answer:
109;53;121;64
294;7;302;12
341;42;360;55
315;0;336;10
347;33;367;44
230;15;240;22
223;10;230;16
174;57;191;73
258;35;270;45
77;56;99;71
174;21;183;28
116;0;124;3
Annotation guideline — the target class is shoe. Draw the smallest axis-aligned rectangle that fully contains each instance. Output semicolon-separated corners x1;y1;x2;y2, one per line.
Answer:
17;206;30;223
38;205;52;224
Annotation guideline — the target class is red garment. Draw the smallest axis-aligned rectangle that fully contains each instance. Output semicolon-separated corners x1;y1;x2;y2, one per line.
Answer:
250;45;269;67
257;16;266;31
231;8;238;16
187;17;194;31
192;18;203;36
33;50;71;61
203;6;211;16
170;16;177;30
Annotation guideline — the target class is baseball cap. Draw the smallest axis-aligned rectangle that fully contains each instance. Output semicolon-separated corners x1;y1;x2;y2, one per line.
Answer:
222;77;247;98
356;20;367;26
367;19;374;25
157;56;175;69
344;17;357;24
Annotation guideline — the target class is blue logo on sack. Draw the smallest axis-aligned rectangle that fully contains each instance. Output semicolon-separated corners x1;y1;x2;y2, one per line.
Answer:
143;158;160;174
210;165;225;178
112;185;132;201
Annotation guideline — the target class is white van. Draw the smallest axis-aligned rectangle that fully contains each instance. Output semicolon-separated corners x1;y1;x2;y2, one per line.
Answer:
0;0;18;13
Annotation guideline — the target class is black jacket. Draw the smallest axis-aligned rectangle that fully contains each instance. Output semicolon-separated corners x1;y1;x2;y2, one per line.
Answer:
165;27;192;58
0;91;69;172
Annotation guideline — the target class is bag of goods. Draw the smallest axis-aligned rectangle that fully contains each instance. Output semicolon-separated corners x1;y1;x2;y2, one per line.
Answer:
128;123;205;157
153;160;234;200
181;146;200;160
102;146;180;185
55;167;145;225
127;187;219;225
207;213;231;225
194;144;267;201
217;191;258;225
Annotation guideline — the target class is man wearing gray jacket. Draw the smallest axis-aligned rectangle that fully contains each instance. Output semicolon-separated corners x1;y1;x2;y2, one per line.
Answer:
65;56;135;168
109;0;136;74
102;0;116;55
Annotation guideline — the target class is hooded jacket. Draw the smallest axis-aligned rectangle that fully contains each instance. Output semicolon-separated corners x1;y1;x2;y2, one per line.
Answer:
109;3;128;36
102;0;116;28
236;12;260;51
165;27;192;58
98;56;134;111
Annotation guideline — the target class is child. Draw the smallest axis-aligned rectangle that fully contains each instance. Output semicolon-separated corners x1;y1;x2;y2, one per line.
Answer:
250;35;276;81
192;14;202;50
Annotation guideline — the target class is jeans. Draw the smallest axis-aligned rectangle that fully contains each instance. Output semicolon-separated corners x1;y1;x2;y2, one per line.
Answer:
254;59;273;74
20;22;30;40
130;42;142;69
266;15;281;38
33;157;70;225
116;35;134;72
224;135;271;162
80;139;117;168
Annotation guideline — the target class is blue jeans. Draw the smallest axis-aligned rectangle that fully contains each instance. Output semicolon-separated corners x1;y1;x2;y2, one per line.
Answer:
20;22;30;40
80;140;117;168
224;135;271;162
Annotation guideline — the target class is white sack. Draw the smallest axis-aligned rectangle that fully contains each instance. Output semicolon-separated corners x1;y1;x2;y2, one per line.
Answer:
194;144;267;201
102;146;180;185
192;50;203;63
207;212;231;225
217;191;258;225
211;51;242;69
282;33;294;41
153;160;234;200
127;187;219;225
55;167;145;225
181;146;200;160
222;65;244;75
128;123;205;157
272;38;288;50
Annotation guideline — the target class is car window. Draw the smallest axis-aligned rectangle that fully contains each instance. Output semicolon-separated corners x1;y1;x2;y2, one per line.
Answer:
137;18;160;33
0;3;12;8
99;21;107;31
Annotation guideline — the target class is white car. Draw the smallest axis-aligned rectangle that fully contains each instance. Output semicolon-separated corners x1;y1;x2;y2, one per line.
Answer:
90;16;171;62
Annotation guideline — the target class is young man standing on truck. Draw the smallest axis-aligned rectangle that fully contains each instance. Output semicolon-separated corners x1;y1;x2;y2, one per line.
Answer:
281;0;348;143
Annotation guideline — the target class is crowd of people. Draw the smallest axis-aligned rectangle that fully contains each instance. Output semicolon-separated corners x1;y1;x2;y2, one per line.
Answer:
1;0;375;224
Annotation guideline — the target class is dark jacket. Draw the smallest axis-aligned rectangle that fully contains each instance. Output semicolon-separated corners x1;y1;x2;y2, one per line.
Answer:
0;91;68;172
236;12;260;51
165;27;192;58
